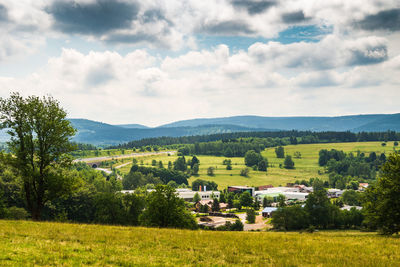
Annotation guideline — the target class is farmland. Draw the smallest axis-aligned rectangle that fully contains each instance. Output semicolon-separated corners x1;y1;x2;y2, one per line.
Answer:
0;220;399;266
115;141;396;189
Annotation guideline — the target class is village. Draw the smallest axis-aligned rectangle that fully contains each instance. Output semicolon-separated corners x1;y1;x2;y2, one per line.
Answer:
121;182;367;231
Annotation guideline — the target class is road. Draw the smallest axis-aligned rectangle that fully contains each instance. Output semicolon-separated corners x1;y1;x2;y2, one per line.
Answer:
73;150;177;163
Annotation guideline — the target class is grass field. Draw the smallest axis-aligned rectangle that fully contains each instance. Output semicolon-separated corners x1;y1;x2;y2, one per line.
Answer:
0;220;399;266
116;142;396;189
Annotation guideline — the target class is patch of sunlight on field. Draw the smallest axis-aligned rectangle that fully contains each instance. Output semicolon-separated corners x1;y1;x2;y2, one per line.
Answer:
0;220;399;266
117;142;397;189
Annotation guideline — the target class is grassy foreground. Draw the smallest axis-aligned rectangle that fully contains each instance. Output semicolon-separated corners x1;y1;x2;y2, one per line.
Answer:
1;220;399;266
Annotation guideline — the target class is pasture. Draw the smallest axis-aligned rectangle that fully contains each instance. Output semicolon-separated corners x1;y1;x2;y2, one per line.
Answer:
0;220;399;266
116;142;396;189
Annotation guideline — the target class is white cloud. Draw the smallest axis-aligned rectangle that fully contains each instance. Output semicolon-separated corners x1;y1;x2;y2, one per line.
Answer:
0;30;399;126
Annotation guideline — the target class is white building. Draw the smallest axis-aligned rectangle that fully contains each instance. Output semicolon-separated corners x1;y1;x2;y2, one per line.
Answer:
120;188;220;202
176;188;220;202
255;187;308;202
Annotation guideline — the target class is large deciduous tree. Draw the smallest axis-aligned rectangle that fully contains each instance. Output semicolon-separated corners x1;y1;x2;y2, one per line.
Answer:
139;185;197;229
0;93;76;220
363;152;400;235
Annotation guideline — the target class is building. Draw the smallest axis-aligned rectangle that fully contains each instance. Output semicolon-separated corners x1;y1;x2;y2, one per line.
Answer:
228;186;255;196
258;185;274;190
255;187;308;202
359;183;369;191
195;199;228;212
176;188;220;202
262;207;278;218
327;189;343;198
121;188;220;202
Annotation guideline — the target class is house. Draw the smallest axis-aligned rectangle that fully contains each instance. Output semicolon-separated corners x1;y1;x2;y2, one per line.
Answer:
262;207;278;218
227;186;255;196
358;183;369;191
327;189;343;198
195;199;228;212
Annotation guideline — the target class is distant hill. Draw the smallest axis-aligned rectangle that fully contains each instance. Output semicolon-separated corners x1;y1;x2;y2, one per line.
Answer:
115;124;149;129
160;114;398;131
69;119;269;146
1;113;399;146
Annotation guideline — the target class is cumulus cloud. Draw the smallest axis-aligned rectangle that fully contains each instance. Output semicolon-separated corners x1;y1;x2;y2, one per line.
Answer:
231;0;276;15
0;0;400;124
281;11;310;24
45;0;140;35
356;8;400;32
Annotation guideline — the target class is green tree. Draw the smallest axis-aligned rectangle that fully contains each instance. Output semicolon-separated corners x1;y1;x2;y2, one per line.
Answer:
193;192;201;203
151;159;157;166
0;93;77;220
275;146;285;158
212;198;220;212
139;185;198;229
272;206;309;230
244;150;263;167
219;193;226;203
277;194;286;207
263;196;273;207
207;167;215;176
167;180;178;188
192;163;199;175
363;153;400;235
283;155;295;169
341;190;361;206
239;191;253;207
246;208;256;223
158;161;164;169
227;193;234;209
226;162;232;170
240;168;250;177
122;193;145;225
294;151;302;159
190;156;199;169
257;159;268;171
173;156;186;172
304;184;331;228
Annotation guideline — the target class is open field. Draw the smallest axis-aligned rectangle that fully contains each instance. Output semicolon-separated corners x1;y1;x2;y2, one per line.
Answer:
115;142;396;189
0;220;399;266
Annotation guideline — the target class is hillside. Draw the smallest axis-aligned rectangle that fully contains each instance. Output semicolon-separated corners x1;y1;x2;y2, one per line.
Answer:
1;113;399;146
116;141;393;189
160;114;400;132
1;220;399;266
70;119;267;146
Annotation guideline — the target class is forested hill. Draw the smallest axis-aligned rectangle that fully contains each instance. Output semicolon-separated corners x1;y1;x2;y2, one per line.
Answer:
1;114;399;146
68;119;270;146
160;114;400;132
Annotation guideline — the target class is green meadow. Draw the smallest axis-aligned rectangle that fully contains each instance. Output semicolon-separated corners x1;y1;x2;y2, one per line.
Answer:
0;220;399;266
116;142;396;189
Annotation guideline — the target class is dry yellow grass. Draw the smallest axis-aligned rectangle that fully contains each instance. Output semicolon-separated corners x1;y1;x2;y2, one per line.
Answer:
0;220;399;266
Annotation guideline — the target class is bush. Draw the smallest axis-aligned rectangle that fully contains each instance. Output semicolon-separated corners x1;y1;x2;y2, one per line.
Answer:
6;206;30;220
246;209;256;224
207;167;215;176
240;168;250;177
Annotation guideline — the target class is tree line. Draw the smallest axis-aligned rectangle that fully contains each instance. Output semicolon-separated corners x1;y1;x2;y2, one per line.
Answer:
111;130;400;150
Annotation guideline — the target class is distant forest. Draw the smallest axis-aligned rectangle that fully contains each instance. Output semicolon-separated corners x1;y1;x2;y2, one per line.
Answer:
110;130;399;150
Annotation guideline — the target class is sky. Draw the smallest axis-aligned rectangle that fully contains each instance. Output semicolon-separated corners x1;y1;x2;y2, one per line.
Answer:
0;0;399;127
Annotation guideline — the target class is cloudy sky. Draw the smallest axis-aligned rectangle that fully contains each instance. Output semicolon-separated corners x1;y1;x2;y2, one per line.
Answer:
0;0;399;126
